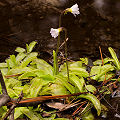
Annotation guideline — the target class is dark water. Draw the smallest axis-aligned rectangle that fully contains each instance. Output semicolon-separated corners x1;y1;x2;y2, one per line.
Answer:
0;0;120;119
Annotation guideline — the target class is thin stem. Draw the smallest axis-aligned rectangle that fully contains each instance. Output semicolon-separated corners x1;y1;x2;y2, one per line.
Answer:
55;34;60;75
59;11;65;27
56;12;63;55
2;91;23;120
9;110;14;120
55;11;65;75
8;92;88;106
64;29;69;80
55;10;69;78
99;46;104;66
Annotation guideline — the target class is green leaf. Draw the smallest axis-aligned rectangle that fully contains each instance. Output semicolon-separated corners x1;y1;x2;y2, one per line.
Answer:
60;61;84;74
33;59;53;75
21;52;38;67
23;85;30;96
7;78;22;88
98;73;114;82
80;58;88;65
93;60;102;66
79;93;101;116
20;107;40;120
0;63;7;68
6;59;10;71
26;41;37;53
0;68;8;75
69;61;83;68
29;78;43;97
69;67;89;77
56;74;75;94
6;55;18;68
15;47;26;53
53;50;59;75
93;58;114;65
85;85;96;93
90;64;114;80
108;47;120;70
10;55;18;67
16;52;26;63
7;67;32;75
14;108;23;119
39;69;53;77
0;107;7;118
18;71;36;80
34;70;50;77
29;77;53;97
13;87;23;91
7;88;19;98
40;74;55;82
70;74;85;92
50;83;70;95
82;112;94;120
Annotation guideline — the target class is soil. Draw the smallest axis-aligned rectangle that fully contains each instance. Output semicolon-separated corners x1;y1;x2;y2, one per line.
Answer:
0;0;120;119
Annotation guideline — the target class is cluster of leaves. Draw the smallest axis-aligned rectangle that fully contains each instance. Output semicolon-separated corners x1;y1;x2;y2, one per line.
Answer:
0;41;119;120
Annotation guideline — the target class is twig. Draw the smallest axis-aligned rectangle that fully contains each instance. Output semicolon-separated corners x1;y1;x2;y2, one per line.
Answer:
78;102;93;118
4;74;22;78
72;101;87;116
0;72;10;107
0;72;8;95
9;109;14;120
2;91;23;120
7;92;88;107
99;46;104;66
58;98;81;111
59;38;69;49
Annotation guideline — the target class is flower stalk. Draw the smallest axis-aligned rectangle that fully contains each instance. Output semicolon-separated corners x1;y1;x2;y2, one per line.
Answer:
50;3;80;79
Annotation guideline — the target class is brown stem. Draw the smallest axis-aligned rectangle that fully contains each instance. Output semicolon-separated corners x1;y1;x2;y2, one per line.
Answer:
99;46;104;66
0;71;10;107
2;91;23;120
7;92;88;107
9;109;14;120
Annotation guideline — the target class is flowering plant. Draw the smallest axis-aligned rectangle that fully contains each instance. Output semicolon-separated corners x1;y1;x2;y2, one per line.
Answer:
66;3;80;17
50;3;80;79
50;28;62;38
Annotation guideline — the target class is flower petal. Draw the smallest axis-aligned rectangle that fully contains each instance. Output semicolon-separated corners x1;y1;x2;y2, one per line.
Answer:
69;3;80;17
50;28;59;38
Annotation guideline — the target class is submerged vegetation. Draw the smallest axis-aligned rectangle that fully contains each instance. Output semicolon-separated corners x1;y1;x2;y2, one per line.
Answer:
0;3;119;120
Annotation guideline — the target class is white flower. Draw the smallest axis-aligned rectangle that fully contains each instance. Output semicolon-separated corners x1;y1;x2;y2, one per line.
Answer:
50;28;62;38
67;3;80;17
